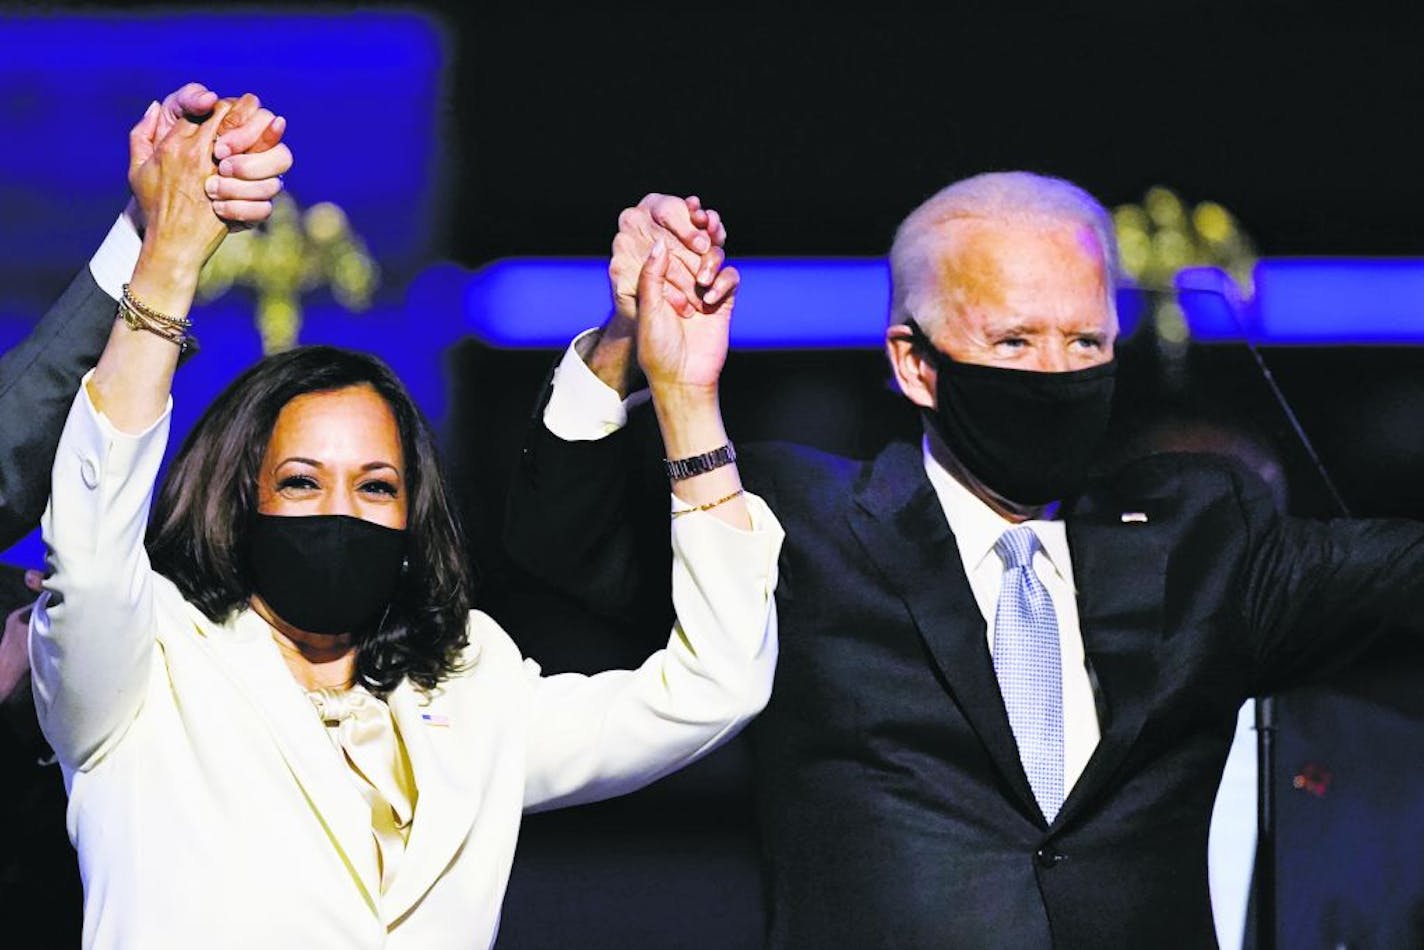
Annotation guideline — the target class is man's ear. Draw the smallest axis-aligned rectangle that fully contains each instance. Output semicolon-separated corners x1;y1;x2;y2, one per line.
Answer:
885;326;936;409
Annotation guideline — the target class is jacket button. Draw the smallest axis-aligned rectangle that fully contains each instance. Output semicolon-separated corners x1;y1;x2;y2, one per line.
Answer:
1035;847;1065;869
80;458;100;489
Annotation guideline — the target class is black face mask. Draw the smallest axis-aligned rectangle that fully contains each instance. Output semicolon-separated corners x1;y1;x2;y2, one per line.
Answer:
246;514;407;636
905;320;1117;505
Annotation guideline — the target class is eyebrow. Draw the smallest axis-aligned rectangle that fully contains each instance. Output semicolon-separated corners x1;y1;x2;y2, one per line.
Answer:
275;457;402;474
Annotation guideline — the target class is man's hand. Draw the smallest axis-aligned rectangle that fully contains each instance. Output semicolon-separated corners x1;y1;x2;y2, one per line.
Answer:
130;84;293;232
208;92;291;228
591;194;736;397
610;194;731;325
0;572;41;703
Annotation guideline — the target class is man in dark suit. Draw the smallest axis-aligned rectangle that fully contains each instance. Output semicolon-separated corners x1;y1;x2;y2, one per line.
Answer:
503;176;1424;947
0;83;292;935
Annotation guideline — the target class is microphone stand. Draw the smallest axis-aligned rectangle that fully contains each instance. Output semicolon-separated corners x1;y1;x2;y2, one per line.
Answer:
1252;695;1276;950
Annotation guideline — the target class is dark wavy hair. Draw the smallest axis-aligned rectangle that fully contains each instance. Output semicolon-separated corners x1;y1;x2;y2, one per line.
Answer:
147;345;472;695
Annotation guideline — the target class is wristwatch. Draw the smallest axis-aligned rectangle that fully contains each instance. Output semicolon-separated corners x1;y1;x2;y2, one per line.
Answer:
664;443;737;482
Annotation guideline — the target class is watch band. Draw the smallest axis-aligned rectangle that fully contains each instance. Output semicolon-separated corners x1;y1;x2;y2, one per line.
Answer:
664;443;737;482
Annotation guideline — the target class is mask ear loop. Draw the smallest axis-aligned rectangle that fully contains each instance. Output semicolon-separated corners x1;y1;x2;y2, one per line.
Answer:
899;318;937;357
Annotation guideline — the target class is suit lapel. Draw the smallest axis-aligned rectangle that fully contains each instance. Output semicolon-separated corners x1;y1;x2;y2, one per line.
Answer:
198;608;382;913
1057;493;1169;825
381;677;488;924
847;443;1043;823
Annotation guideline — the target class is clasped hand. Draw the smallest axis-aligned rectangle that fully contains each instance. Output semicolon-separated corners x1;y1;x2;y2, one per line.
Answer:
611;194;741;395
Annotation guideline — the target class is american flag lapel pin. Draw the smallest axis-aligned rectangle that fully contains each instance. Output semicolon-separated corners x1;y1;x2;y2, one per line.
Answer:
1120;511;1149;524
421;712;451;727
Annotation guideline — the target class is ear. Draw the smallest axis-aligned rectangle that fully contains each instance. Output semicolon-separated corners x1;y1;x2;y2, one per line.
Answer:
885;326;937;410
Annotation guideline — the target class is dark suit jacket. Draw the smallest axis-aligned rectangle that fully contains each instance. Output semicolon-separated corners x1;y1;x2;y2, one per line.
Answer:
0;264;115;943
0;266;118;549
505;408;1424;948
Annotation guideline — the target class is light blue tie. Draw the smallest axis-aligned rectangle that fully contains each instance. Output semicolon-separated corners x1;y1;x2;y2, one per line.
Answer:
992;525;1065;822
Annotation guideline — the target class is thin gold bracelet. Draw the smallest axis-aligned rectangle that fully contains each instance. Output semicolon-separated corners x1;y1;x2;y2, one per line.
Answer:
671;488;745;519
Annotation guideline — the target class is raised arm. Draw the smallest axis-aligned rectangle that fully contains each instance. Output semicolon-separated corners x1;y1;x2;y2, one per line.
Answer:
0;85;289;549
503;195;731;617
31;101;242;770
522;238;780;810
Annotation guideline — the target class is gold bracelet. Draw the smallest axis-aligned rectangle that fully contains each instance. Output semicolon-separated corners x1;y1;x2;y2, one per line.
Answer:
123;282;193;330
670;488;745;519
117;296;198;354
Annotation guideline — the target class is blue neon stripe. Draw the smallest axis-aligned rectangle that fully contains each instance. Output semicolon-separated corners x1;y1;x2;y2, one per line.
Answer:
458;258;1424;347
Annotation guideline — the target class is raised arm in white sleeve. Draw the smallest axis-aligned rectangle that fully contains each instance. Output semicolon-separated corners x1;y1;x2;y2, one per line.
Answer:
521;492;781;811
30;379;171;771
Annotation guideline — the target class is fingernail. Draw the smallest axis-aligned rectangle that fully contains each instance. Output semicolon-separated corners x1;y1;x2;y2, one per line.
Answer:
706;290;719;304
693;234;710;253
651;238;666;257
218;158;234;176
204;176;219;198
145;100;159;118
214;140;231;160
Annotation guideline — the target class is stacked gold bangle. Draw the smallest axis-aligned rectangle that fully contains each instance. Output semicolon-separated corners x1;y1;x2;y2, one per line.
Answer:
118;284;198;354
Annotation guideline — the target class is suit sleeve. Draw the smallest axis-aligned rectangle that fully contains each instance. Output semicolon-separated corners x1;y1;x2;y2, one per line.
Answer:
503;339;669;620
1233;465;1424;693
29;380;170;772
0;212;139;551
0;269;121;550
520;493;782;811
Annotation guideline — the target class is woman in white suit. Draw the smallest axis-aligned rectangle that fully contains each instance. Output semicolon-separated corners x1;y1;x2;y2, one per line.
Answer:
32;100;780;949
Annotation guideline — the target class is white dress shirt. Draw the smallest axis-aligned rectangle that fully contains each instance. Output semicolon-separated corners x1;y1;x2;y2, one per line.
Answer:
544;331;1102;794
919;441;1100;793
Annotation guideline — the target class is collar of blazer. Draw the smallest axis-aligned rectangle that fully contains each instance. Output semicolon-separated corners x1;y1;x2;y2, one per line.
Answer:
195;605;488;922
847;441;1170;831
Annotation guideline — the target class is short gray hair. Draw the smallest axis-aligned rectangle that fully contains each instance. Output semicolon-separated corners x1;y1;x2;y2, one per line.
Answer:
888;171;1119;332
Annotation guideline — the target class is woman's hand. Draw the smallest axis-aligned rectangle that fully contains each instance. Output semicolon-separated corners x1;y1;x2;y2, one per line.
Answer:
128;99;234;290
635;240;750;529
635;238;740;400
90;99;253;433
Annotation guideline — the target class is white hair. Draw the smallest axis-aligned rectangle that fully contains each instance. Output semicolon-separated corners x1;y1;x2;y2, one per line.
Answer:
888;171;1120;333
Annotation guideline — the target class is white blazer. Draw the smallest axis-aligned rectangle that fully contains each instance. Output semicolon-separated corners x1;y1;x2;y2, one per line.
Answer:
31;386;781;950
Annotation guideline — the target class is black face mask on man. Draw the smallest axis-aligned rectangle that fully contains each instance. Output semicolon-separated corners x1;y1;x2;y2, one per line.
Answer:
246;514;407;636
904;319;1117;506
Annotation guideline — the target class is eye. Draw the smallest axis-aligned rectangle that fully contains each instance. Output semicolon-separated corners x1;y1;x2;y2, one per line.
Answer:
360;479;400;497
277;474;318;492
1072;335;1106;350
996;336;1029;350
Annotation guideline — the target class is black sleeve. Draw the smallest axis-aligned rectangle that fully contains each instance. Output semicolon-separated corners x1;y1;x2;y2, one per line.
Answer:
1235;465;1424;694
502;367;673;625
0;267;118;550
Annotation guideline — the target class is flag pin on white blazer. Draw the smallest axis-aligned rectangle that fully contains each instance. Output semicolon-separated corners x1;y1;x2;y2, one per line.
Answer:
1120;511;1149;523
421;713;451;727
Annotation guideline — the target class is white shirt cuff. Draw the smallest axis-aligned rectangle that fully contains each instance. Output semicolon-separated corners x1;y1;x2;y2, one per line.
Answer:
542;328;651;441
87;209;142;301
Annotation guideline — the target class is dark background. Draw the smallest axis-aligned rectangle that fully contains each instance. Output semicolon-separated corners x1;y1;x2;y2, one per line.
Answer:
38;0;1424;262
9;2;1424;946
